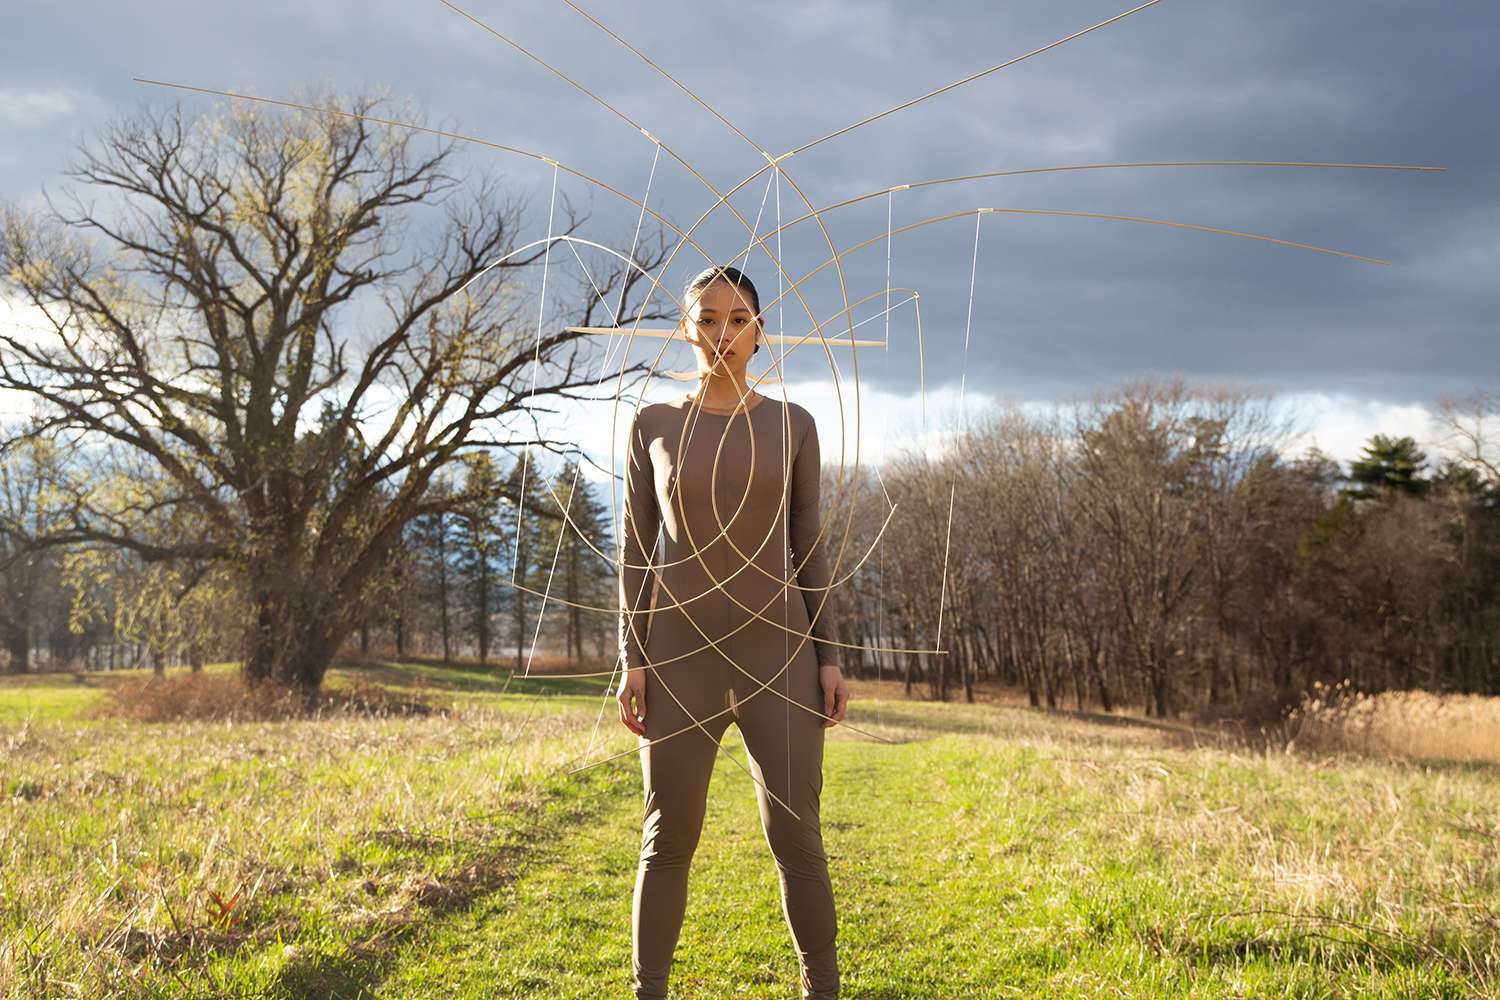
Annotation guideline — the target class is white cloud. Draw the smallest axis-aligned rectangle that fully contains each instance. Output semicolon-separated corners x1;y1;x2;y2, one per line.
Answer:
794;383;1456;474
0;298;53;422
0;87;81;127
1282;392;1443;467
559;378;1460;481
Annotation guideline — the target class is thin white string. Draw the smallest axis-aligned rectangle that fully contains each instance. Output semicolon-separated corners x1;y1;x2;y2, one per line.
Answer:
958;212;982;431
525;469;569;674
518;162;561;676
878;187;894;721
745;170;777;272
532;227;656;688
519;241;607;685
934;211;982;673
621;143;662;320
584;143;661;769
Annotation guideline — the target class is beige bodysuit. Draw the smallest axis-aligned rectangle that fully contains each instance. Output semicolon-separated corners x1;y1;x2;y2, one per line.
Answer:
620;395;840;1000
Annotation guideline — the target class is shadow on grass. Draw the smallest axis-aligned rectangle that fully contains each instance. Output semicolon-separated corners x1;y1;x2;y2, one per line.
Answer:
339;660;611;699
267;760;633;999
274;928;416;1000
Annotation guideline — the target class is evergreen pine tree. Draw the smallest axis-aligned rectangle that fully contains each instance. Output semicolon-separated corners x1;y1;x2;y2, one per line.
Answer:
1348;435;1429;498
455;455;504;667
546;462;614;663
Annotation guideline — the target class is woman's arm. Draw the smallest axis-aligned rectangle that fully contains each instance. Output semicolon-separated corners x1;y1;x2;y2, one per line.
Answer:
788;412;849;727
819;664;849;728
617;414;659;736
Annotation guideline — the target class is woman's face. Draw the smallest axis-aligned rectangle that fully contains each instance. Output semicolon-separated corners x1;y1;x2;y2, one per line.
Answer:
681;280;760;377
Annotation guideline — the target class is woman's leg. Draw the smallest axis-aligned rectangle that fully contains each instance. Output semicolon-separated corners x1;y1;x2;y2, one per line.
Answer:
736;663;839;999
633;661;730;1000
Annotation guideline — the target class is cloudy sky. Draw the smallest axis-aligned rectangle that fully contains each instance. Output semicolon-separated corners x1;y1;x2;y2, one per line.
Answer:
3;0;1496;461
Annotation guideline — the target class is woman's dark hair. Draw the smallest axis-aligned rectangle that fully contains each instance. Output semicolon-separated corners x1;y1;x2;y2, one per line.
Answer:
685;264;760;317
685;265;762;354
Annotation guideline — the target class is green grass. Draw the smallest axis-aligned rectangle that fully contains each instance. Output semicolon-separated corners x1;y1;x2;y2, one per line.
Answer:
0;671;118;725
3;665;1498;998
336;658;614;704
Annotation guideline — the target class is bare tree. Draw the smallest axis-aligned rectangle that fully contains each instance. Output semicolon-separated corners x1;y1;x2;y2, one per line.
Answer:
961;405;1063;707
1439;382;1500;484
0;92;666;692
1071;378;1218;717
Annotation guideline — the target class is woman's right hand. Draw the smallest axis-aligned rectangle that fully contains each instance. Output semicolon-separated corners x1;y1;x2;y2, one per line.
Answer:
617;669;647;736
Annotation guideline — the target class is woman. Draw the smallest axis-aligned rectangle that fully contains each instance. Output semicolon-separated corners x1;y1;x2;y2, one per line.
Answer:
617;264;850;1000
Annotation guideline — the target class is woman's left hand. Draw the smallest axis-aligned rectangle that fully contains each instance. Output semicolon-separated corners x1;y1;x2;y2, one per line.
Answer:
819;664;849;729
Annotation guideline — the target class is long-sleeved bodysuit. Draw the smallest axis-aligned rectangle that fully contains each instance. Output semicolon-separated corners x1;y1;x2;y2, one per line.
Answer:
620;395;839;1000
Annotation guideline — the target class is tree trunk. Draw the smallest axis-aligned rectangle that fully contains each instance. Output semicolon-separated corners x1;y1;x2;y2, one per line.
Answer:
962;629;975;703
438;514;452;664
566;549;582;664
515;585;527;673
1062;630;1085;712
243;585;350;694
1015;633;1040;708
1207;635;1222;705
1091;641;1113;713
4;623;28;675
903;621;917;697
1151;655;1170;718
514;531;529;673
477;574;490;668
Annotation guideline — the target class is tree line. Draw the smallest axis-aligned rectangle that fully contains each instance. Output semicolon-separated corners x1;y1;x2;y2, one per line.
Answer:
821;378;1500;714
0;439;616;675
9;362;1500;714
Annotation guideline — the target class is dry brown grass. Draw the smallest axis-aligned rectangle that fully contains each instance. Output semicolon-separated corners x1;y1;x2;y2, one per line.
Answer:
1289;683;1500;763
844;675;1040;707
88;672;304;722
89;672;440;723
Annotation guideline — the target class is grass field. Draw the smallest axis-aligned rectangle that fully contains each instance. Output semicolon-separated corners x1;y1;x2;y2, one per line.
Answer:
2;664;1498;998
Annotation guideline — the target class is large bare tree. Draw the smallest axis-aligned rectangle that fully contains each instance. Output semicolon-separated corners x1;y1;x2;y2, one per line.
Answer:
0;92;665;692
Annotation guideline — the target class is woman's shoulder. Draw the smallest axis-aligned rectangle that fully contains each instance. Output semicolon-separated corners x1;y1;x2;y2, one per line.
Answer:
781;399;814;421
743;395;812;419
768;398;817;433
631;397;692;427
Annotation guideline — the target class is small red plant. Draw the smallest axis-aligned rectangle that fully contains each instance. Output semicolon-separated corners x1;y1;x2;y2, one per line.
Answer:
205;888;244;930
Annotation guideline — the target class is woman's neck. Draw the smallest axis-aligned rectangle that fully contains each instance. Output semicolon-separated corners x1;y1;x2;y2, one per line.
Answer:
689;370;760;414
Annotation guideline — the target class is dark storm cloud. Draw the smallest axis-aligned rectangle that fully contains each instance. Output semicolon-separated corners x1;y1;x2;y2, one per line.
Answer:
3;0;1495;404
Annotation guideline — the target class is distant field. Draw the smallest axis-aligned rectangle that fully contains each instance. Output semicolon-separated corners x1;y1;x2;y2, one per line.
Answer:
0;669;123;725
2;665;1497;998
